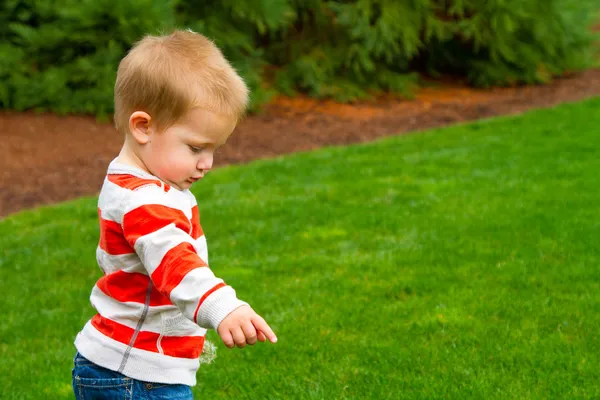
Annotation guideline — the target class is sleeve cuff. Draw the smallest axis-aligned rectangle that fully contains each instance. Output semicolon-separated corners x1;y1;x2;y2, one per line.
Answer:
196;286;248;330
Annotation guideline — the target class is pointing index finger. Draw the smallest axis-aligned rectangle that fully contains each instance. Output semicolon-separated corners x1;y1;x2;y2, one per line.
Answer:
251;316;277;343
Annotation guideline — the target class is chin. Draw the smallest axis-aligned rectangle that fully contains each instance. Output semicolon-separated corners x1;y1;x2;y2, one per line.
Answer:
166;180;188;190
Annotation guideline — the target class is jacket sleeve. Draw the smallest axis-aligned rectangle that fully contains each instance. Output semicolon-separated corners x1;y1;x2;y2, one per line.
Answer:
121;188;246;330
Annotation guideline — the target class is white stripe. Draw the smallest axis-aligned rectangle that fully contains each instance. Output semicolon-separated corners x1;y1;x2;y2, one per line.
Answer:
169;267;221;321
133;224;199;275
194;235;209;265
98;179;131;224
187;190;197;207
161;311;205;337
96;247;141;275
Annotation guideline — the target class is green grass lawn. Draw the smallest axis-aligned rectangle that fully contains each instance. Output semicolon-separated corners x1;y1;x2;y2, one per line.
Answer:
1;97;600;399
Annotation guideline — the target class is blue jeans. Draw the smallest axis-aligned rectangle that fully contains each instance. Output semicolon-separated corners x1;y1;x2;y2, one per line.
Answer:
72;352;193;399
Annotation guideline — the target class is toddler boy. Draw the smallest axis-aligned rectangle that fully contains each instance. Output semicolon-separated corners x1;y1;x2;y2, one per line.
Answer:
72;30;276;399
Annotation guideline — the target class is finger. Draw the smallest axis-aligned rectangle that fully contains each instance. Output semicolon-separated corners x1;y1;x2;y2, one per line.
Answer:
252;316;277;343
242;321;258;345
220;329;234;349
231;327;246;348
257;330;266;342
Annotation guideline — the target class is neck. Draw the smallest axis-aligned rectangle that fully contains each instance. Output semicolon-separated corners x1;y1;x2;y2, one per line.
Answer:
117;136;150;174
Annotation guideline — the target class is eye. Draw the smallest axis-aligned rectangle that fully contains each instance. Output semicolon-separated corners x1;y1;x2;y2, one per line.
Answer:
189;145;205;154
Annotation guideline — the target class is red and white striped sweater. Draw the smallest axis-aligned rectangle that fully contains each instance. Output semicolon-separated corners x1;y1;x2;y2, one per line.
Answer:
74;159;246;385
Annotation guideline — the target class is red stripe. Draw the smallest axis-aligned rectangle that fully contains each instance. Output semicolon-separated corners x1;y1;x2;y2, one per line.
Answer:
123;204;191;247
160;335;205;358
107;174;170;192
190;205;203;239
98;209;134;255
96;271;173;306
92;314;158;353
91;314;203;359
193;282;226;323
151;242;207;297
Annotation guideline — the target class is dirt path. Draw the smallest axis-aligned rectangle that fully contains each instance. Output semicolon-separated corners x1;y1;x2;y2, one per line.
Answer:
1;69;600;217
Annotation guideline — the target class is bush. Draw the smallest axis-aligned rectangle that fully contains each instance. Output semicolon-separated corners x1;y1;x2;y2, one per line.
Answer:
0;0;174;117
0;0;597;117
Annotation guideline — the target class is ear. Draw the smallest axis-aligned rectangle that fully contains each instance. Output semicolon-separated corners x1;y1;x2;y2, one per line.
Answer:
129;111;153;145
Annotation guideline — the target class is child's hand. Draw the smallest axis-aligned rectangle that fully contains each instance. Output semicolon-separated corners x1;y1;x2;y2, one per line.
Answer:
217;305;277;348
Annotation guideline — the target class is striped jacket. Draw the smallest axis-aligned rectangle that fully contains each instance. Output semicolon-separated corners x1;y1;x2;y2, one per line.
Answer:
74;159;246;386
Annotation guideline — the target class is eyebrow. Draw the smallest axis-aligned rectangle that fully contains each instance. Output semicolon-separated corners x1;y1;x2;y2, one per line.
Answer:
188;139;226;148
188;141;209;147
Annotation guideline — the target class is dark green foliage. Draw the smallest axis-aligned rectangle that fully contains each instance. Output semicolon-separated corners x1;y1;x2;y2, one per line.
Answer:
0;0;597;116
0;0;175;116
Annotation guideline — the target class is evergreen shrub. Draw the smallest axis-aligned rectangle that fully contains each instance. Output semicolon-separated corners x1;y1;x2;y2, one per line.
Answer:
0;0;596;116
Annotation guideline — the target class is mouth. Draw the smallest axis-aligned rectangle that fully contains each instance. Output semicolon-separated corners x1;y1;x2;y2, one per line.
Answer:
188;176;202;183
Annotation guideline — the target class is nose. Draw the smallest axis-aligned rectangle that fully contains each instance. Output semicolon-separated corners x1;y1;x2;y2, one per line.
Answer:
197;152;213;172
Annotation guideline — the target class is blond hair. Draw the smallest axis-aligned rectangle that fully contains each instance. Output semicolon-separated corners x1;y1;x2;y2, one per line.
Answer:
114;30;249;133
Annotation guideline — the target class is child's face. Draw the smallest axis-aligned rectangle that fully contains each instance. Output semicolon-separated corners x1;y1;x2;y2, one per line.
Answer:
139;108;237;190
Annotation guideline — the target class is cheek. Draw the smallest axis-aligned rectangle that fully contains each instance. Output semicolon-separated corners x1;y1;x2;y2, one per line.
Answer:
150;145;194;177
168;150;196;172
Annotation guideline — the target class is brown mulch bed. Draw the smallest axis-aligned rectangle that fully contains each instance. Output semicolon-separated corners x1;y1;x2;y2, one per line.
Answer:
2;68;600;218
